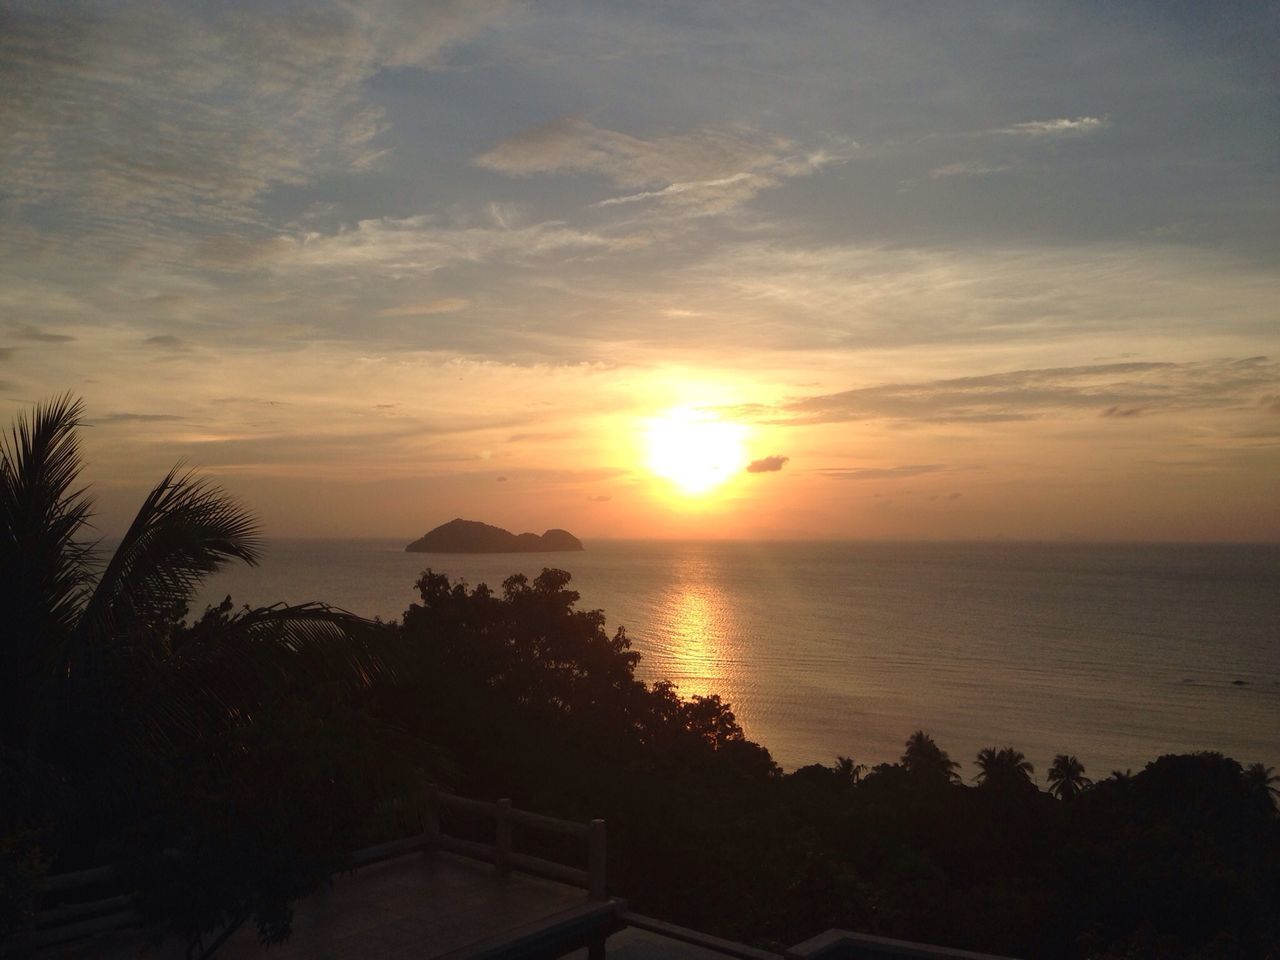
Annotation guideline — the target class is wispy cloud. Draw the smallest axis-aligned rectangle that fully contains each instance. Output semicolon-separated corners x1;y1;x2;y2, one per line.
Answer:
930;162;1011;179
991;116;1110;138
476;117;850;215
1101;405;1144;418
96;412;186;423
378;298;470;317
9;323;75;343
274;216;617;276
771;359;1279;427
0;1;511;241
819;464;944;480
143;335;192;351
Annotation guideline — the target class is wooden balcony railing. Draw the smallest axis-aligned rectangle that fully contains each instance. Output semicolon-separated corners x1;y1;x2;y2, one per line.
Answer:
354;786;608;900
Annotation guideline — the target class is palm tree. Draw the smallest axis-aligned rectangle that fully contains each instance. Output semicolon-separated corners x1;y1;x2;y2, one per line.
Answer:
1;395;387;768
1046;754;1092;800
901;730;961;784
974;746;1035;789
834;755;866;786
1243;763;1278;811
0;396;410;953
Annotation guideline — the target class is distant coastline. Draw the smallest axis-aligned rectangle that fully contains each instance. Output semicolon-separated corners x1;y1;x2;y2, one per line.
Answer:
405;518;584;554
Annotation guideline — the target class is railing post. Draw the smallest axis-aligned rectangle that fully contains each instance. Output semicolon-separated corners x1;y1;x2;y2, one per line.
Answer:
495;798;512;877
424;784;440;856
588;818;607;901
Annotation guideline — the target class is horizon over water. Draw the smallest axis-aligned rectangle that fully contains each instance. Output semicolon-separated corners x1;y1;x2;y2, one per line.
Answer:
196;538;1280;778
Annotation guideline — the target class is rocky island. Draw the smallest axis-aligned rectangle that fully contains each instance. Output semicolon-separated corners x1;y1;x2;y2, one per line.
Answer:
405;518;584;553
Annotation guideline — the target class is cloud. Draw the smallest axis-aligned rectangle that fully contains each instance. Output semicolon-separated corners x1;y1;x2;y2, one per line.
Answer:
588;494;612;502
96;412;185;423
651;241;1280;358
209;396;290;407
274;216;616;276
143;335;192;351
991;116;1110;138
495;475;508;482
0;348;13;362
820;464;944;480
193;234;295;268
9;323;75;343
746;455;789;473
771;358;1279;427
1101;405;1143;418
0;1;511;241
509;430;574;442
379;298;470;317
476;117;850;215
929;162;1011;179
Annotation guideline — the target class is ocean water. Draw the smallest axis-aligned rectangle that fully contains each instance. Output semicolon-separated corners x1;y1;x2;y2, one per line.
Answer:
196;539;1280;778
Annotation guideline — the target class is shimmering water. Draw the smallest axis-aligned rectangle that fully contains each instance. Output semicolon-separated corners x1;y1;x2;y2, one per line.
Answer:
197;539;1280;777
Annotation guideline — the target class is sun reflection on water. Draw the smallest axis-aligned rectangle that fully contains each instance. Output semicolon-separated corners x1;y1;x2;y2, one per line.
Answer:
651;574;737;701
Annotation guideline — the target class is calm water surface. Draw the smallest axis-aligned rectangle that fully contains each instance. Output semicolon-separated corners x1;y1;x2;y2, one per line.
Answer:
197;539;1280;777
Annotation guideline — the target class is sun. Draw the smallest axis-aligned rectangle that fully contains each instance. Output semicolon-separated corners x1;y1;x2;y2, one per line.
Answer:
645;408;748;495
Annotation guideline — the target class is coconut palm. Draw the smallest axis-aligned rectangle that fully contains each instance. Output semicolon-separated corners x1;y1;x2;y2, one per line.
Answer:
974;746;1035;789
834;755;866;786
1046;754;1092;800
1;395;387;768
901;730;961;784
1243;763;1278;811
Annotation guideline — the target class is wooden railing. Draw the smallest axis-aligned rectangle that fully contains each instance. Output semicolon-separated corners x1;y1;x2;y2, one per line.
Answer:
15;863;142;950
14;787;608;952
354;786;608;900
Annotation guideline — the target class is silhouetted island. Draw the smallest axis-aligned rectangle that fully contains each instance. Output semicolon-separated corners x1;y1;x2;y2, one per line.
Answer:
405;518;584;553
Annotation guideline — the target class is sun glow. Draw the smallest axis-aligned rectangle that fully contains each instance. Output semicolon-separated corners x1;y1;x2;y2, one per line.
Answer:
645;408;748;495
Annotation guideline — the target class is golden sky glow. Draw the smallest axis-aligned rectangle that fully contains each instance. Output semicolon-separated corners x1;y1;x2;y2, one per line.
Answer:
1;3;1277;541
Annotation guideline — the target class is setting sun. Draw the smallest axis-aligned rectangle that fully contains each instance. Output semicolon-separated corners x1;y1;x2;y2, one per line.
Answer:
645;408;748;495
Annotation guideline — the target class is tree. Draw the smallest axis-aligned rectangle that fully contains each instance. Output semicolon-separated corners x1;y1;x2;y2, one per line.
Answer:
834;755;866;787
1243;763;1278;811
2;396;385;761
1;395;392;947
1046;754;1091;800
901;730;960;784
974;747;1035;789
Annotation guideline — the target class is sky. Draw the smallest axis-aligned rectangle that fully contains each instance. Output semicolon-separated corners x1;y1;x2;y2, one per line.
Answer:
2;0;1277;541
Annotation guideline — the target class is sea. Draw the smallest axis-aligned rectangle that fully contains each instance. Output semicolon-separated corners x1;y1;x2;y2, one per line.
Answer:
196;539;1280;778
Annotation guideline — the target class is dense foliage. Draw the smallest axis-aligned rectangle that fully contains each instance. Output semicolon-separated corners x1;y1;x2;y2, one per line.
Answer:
368;570;1280;958
3;397;1278;958
0;398;396;954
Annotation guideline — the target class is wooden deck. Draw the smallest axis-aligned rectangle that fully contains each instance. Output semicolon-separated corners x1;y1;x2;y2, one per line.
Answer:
46;852;617;959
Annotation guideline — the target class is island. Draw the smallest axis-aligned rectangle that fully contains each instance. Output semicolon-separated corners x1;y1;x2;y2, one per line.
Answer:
405;518;584;553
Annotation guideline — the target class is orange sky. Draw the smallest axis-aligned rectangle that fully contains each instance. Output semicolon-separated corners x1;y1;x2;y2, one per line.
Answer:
3;2;1278;541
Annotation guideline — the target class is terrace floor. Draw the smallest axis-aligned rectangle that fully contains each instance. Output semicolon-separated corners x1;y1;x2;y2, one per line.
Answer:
49;851;615;959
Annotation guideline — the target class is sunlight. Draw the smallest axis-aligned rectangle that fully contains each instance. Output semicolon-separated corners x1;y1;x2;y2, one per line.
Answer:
644;407;748;495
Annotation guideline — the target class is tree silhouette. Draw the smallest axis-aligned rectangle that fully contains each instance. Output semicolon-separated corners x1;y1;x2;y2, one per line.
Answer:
1244;763;1279;811
1;395;385;769
901;730;960;784
1;395;397;948
974;746;1035;789
1046;754;1092;800
834;755;866;786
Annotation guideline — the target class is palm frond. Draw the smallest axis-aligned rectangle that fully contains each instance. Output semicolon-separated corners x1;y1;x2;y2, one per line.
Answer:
138;602;395;754
0;394;95;752
76;466;261;650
